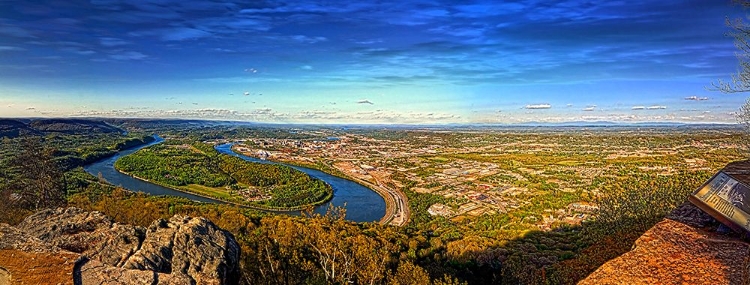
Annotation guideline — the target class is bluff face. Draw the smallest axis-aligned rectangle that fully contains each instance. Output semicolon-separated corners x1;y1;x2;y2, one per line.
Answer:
0;207;241;285
579;203;750;285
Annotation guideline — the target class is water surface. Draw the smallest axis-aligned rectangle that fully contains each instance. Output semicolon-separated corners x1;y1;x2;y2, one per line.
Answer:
215;143;386;222
84;138;386;222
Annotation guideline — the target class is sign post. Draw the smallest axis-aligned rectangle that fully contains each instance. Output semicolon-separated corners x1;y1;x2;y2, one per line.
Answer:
689;160;750;233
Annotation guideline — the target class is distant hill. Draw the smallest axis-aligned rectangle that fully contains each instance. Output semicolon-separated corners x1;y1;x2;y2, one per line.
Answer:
0;119;40;138
106;118;228;131
0;118;123;138
508;121;715;127
29;119;122;134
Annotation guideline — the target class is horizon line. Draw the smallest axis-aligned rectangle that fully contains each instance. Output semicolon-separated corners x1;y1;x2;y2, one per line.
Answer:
0;116;741;127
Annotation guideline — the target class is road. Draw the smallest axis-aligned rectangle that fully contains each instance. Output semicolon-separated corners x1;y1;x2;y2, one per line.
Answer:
359;177;410;226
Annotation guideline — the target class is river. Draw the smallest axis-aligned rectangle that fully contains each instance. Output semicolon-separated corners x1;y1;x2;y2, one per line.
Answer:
84;138;386;223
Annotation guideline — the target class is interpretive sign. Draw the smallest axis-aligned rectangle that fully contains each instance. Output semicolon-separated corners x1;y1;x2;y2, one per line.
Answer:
689;160;750;233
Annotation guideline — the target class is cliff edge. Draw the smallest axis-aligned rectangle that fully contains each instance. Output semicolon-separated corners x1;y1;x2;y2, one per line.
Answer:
579;202;750;285
0;207;241;285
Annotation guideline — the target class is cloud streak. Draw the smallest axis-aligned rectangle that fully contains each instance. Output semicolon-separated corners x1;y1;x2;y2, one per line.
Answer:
525;104;551;110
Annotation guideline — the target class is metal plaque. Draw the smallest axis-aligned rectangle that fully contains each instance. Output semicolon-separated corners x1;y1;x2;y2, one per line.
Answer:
690;161;750;233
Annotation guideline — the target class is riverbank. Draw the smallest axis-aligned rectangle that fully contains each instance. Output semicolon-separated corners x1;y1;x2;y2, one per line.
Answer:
86;139;385;223
283;160;401;225
111;140;333;212
327;165;410;226
113;166;333;212
231;145;409;226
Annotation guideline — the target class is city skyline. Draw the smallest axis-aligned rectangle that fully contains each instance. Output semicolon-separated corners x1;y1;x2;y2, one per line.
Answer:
1;0;748;124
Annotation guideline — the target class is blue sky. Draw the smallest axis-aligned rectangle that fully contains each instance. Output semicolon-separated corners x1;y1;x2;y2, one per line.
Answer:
0;0;748;124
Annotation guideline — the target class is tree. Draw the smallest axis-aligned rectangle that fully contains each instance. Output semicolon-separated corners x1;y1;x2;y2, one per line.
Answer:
713;1;750;93
741;98;750;127
13;137;66;210
388;261;430;285
713;1;750;155
740;99;750;155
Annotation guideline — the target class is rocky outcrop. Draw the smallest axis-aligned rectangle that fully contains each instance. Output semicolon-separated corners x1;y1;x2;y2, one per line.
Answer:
0;223;80;285
579;203;750;285
122;215;241;285
0;207;240;285
17;208;145;268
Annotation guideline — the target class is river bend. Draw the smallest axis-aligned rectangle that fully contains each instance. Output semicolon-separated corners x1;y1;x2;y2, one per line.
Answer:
84;138;386;222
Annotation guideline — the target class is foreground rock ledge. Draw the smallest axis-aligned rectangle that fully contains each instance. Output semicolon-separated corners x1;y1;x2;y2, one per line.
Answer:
579;203;750;285
0;207;240;285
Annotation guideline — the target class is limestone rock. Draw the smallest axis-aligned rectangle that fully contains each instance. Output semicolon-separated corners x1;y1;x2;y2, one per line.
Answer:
579;203;750;285
666;202;723;229
17;207;144;267
76;258;194;285
124;215;241;285
1;207;241;285
0;223;79;285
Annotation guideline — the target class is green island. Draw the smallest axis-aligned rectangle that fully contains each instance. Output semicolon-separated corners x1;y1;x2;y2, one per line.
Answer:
114;141;332;210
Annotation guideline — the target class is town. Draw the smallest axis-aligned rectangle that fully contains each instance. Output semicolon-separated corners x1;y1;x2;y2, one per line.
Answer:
228;126;744;231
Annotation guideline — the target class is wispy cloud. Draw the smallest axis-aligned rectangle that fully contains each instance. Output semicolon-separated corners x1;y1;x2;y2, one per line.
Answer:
154;27;213;41
109;51;147;60
69;107;461;124
0;25;36;38
290;35;327;44
61;47;96;55
525;104;551;109
0;46;26;51
99;37;129;47
632;105;667;110
685;96;709;101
